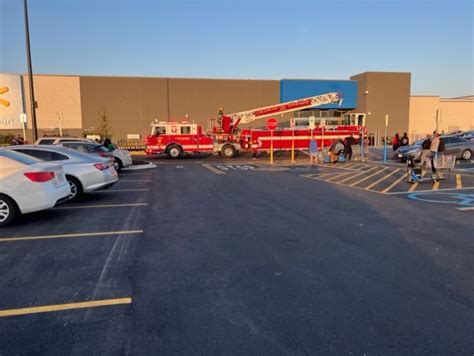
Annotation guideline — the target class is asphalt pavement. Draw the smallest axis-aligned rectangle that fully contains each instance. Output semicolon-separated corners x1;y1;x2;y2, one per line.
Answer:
0;155;473;355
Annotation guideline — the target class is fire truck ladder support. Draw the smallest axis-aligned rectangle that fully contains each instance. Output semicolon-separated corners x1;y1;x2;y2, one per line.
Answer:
228;92;342;127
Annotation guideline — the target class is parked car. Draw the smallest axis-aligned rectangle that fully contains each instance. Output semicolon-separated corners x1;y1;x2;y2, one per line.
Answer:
395;139;424;161
58;142;133;171
9;145;118;201
396;136;473;161
458;131;474;141
0;149;70;227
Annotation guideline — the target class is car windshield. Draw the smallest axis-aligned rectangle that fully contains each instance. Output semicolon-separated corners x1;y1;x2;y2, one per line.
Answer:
0;149;42;164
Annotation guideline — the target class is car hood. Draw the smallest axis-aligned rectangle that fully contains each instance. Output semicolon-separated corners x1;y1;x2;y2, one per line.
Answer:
397;145;420;153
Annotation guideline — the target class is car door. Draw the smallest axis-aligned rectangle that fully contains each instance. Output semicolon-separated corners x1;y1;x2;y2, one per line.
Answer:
444;137;463;157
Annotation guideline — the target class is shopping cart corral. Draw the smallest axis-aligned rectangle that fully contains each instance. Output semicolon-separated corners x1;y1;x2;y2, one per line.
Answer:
407;151;456;183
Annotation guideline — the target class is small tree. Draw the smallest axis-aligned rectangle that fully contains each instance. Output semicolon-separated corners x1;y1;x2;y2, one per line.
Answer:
97;108;113;140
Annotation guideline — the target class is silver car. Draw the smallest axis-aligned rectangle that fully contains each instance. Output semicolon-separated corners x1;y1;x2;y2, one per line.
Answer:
58;142;131;171
396;136;473;161
9;145;118;201
36;137;133;171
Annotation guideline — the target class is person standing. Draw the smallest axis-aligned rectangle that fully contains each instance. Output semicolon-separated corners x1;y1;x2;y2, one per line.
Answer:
430;131;440;178
344;133;356;160
400;132;409;146
103;138;115;151
392;133;400;151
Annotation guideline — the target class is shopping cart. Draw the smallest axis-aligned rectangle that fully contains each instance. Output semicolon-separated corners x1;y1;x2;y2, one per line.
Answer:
407;151;456;183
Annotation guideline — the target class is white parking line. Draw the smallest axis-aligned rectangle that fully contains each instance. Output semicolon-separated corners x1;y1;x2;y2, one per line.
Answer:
55;203;148;210
457;207;474;211
0;230;143;243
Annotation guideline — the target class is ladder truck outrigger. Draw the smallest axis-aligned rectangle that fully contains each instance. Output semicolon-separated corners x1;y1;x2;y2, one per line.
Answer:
145;92;367;158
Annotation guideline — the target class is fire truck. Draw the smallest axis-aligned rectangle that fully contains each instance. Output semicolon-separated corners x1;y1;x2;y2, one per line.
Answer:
145;92;366;158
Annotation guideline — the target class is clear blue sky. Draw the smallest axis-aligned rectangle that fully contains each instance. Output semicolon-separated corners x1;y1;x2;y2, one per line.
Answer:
1;0;472;97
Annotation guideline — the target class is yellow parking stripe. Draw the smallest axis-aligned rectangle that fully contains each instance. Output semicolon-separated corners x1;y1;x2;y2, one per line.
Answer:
0;230;143;243
433;181;440;190
56;203;147;210
381;173;408;193
326;172;355;182
350;167;389;186
0;297;132;318
456;174;462;189
365;168;401;190
316;172;338;180
338;166;379;183
342;163;356;169
408;182;419;192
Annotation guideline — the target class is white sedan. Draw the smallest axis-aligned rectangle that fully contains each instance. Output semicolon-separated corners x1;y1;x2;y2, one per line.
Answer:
0;149;70;227
9;145;119;201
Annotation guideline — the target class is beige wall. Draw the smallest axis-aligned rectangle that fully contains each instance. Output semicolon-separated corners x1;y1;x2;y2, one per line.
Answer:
22;75;82;138
409;96;474;141
79;76;280;140
351;72;411;143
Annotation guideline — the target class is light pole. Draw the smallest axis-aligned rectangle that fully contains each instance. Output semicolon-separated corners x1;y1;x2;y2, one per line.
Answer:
23;0;38;142
435;109;440;132
57;113;63;136
383;114;389;163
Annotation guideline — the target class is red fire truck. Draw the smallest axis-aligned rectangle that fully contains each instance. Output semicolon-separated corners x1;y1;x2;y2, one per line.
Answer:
145;92;366;158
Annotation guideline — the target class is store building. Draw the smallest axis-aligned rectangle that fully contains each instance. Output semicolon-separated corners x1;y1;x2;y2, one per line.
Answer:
0;72;472;144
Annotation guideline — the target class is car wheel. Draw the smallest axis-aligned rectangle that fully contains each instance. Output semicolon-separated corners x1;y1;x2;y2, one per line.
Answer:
221;144;236;158
461;149;472;160
0;194;19;227
167;145;182;159
114;158;123;171
66;176;83;201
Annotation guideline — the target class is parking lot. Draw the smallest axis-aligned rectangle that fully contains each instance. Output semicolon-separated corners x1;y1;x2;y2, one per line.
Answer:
1;153;472;354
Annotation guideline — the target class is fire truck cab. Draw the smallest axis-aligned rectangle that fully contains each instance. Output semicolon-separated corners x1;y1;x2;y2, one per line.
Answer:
145;121;241;158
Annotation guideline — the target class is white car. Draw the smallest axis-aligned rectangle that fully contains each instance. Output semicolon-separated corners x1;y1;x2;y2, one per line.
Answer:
0;149;70;227
35;137;133;171
9;145;119;201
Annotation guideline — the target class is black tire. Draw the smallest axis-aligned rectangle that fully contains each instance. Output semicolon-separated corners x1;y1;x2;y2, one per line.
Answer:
221;144;236;158
167;144;182;159
461;149;472;160
66;176;83;201
0;194;19;227
114;157;123;172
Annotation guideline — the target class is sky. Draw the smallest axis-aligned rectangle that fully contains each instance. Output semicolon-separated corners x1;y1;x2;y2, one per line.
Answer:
0;0;473;97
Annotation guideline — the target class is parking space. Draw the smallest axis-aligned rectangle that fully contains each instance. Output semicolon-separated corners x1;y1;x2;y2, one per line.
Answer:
0;166;155;320
300;161;474;195
196;157;474;213
1;153;473;354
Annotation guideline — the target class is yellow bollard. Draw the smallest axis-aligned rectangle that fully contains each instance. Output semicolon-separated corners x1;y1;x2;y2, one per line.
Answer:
270;131;274;164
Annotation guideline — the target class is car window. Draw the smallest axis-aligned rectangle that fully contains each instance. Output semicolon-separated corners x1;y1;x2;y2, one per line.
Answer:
37;139;56;145
59;139;83;143
63;143;86;152
445;137;462;144
155;126;166;135
51;152;69;161
19;149;57;161
0;149;42;164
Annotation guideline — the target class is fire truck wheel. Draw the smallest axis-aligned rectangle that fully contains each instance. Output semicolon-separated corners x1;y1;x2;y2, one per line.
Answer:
221;144;236;158
167;144;182;159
